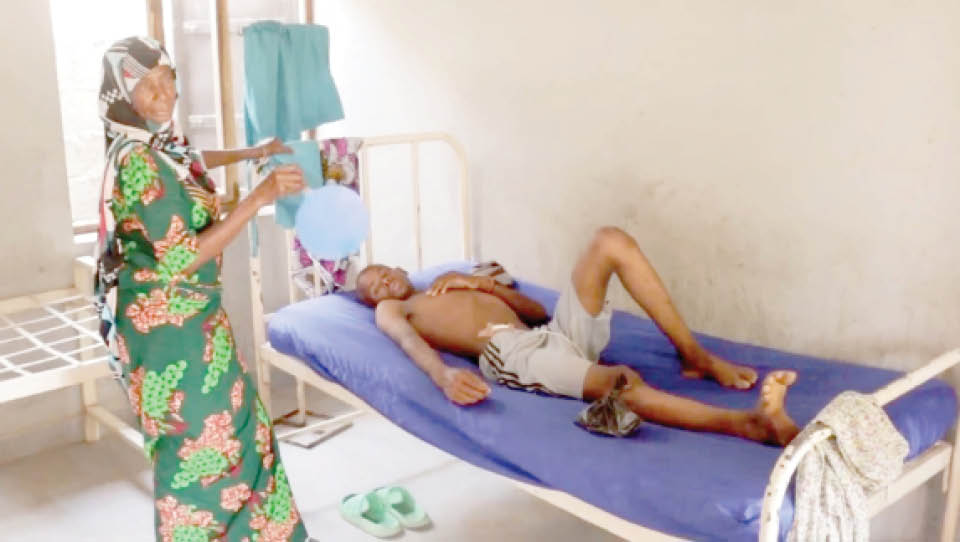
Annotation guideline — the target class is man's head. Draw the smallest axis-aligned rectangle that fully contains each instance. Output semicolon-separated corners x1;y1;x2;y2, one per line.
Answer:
356;264;414;307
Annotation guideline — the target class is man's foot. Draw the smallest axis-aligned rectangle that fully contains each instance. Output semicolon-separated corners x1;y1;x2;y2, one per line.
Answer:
682;353;758;390
748;371;800;446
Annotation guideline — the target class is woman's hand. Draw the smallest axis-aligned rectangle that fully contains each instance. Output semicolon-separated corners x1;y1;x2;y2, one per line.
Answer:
257;137;293;159
252;164;306;207
185;165;302;276
202;139;293;169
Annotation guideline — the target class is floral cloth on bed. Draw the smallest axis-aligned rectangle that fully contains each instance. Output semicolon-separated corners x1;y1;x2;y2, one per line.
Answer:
289;137;363;298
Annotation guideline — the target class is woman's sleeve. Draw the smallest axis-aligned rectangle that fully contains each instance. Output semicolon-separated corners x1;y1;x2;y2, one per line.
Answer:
111;144;200;280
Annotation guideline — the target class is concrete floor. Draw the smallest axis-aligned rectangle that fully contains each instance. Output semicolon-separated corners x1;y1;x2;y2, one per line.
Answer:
0;386;623;542
0;380;950;541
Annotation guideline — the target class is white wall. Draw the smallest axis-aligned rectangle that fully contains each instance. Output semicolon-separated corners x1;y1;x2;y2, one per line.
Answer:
318;0;960;372
312;1;959;540
0;0;102;465
0;1;75;298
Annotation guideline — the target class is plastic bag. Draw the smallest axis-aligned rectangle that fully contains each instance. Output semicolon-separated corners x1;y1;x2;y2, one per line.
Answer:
575;374;643;437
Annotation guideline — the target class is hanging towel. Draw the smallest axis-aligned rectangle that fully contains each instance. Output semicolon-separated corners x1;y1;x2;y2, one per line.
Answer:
788;391;908;542
269;140;326;227
243;21;344;145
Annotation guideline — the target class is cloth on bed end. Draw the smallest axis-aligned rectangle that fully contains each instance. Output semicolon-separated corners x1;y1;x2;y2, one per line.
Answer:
788;392;908;542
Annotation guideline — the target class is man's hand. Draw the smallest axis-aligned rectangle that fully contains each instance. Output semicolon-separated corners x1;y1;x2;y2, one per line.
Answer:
436;366;490;405
427;272;495;296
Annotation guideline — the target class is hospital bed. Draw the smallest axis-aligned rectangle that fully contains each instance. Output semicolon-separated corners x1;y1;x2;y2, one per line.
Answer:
251;133;960;541
0;258;144;453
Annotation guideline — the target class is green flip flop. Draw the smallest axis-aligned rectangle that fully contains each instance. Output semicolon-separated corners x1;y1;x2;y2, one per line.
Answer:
339;492;403;538
374;486;431;529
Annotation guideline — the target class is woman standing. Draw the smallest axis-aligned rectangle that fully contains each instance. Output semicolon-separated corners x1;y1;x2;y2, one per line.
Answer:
95;36;310;542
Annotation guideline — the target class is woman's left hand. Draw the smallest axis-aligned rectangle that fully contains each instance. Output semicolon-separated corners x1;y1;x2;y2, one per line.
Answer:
257;137;293;159
252;164;305;207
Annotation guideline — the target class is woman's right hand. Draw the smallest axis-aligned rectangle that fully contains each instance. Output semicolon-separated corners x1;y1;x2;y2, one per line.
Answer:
253;164;306;207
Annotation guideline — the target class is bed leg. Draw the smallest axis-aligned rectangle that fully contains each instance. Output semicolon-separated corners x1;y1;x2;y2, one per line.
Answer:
942;436;960;542
82;379;101;443
295;379;307;426
259;352;273;418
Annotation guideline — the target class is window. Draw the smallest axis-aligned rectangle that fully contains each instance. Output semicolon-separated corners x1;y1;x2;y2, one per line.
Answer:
48;0;147;226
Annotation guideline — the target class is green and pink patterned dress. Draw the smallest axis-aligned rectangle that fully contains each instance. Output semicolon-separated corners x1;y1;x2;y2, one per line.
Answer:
111;144;308;542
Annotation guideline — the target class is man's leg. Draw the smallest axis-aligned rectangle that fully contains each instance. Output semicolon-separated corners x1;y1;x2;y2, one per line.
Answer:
571;226;757;389
583;364;800;446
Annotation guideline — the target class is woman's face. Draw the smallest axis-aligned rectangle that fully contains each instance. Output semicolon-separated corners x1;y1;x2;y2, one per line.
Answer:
130;65;176;124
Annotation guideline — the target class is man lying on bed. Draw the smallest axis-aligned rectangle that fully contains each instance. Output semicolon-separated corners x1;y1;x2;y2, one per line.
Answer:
356;226;800;446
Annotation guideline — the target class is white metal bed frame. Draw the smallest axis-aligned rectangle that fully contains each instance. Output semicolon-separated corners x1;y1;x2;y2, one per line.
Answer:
0;258;144;455
251;132;960;541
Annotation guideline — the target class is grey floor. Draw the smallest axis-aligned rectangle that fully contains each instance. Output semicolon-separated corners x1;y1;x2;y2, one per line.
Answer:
0;388;624;542
0;382;949;542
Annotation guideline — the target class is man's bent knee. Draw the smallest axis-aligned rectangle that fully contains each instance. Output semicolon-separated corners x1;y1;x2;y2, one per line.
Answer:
590;226;637;255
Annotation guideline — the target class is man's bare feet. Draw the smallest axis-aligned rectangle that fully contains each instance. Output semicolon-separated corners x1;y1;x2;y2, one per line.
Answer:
682;353;758;390
749;370;800;446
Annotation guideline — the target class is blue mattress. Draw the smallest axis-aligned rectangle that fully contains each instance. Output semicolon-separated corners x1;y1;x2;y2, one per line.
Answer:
268;263;957;541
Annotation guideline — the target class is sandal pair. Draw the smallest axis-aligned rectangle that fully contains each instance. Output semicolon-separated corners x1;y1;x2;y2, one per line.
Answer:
339;486;430;538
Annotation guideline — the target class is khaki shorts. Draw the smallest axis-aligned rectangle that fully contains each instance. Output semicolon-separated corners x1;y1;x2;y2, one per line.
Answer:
479;281;612;398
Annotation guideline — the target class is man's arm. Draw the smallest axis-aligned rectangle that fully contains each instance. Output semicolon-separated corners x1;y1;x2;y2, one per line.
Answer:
427;273;548;325
374;300;490;405
487;282;548;325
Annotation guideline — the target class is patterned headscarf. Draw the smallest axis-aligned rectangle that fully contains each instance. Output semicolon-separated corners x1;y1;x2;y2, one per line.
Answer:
99;36;173;145
94;37;215;373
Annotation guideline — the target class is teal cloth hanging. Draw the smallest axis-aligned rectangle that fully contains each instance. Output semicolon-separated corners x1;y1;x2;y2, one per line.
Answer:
243;21;344;144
